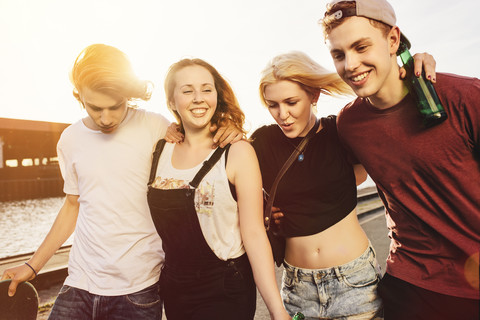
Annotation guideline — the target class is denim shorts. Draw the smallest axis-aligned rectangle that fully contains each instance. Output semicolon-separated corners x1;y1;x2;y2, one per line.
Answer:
281;244;383;319
48;282;162;320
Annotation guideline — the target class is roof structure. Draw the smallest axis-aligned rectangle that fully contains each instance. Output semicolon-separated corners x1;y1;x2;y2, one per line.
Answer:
0;118;70;162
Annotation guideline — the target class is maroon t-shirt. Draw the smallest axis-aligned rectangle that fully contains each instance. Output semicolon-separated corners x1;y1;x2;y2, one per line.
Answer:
337;73;480;299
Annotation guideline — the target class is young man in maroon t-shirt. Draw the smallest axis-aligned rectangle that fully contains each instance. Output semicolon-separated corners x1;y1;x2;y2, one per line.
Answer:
320;0;479;319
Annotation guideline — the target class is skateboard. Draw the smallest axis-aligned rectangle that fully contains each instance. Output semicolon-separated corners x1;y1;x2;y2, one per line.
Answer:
0;279;38;320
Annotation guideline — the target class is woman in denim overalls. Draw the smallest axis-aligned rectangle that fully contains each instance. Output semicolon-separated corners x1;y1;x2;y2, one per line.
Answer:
147;58;290;320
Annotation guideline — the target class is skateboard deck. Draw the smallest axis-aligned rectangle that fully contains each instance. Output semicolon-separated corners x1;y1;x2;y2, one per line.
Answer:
0;280;38;320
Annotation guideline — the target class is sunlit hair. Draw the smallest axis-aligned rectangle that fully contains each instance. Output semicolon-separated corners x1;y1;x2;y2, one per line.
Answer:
164;58;246;136
320;1;392;40
259;51;353;106
70;44;152;108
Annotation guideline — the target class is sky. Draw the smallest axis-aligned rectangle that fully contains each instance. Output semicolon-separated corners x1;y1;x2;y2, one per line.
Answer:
0;0;479;134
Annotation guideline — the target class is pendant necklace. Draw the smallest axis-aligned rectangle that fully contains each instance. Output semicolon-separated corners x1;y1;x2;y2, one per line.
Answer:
285;139;308;162
285;118;320;162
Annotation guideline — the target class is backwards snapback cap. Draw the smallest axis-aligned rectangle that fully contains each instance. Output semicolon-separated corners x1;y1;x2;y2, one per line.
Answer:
325;0;411;49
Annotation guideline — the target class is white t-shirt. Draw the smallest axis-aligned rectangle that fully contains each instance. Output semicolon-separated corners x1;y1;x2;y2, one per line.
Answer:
151;142;245;261
57;108;169;295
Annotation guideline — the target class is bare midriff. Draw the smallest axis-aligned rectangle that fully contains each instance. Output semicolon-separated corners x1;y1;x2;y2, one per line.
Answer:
284;209;370;269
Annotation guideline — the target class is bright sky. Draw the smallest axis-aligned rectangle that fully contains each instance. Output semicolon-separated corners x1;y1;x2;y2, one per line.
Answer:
0;0;479;133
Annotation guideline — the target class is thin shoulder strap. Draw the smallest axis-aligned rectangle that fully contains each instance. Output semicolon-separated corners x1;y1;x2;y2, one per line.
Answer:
264;118;320;231
190;144;231;188
148;139;167;186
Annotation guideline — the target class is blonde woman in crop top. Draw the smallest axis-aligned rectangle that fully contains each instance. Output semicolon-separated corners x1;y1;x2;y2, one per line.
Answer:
147;58;290;320
252;51;380;319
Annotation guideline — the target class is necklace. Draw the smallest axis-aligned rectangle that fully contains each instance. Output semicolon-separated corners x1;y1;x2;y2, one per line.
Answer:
285;138;307;162
284;118;320;162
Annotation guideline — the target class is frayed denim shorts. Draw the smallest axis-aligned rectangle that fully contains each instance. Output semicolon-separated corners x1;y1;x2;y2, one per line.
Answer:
281;243;383;319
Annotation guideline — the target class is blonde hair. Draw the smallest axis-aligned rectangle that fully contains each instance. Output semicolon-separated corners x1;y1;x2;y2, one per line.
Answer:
164;58;246;136
70;44;152;107
259;51;353;106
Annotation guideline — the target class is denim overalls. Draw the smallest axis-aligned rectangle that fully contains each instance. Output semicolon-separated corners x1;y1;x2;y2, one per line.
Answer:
147;140;256;320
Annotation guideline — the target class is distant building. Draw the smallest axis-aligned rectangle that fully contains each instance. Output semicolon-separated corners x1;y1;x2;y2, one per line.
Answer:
0;117;69;201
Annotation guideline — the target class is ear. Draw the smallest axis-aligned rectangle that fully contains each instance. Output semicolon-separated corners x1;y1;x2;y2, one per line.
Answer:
388;26;401;55
168;100;177;111
74;90;86;109
311;89;321;104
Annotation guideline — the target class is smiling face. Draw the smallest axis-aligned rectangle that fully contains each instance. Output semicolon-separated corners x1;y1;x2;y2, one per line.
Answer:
326;16;401;106
80;87;128;134
263;80;317;138
170;65;218;133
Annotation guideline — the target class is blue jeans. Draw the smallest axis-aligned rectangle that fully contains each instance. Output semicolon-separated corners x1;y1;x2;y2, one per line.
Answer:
48;282;162;320
282;244;383;319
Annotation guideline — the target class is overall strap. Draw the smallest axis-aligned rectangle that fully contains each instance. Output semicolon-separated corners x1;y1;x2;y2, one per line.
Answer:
190;144;231;189
148;139;167;186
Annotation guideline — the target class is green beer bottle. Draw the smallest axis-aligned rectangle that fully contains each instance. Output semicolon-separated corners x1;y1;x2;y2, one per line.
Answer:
292;312;305;320
397;41;447;128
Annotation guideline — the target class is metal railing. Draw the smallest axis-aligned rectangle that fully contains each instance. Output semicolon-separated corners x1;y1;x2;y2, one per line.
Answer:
0;187;383;290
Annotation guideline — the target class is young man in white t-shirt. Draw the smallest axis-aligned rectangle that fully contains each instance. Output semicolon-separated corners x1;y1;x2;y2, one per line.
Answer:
1;44;241;319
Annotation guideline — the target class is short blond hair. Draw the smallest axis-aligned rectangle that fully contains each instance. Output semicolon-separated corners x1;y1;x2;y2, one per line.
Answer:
70;44;152;107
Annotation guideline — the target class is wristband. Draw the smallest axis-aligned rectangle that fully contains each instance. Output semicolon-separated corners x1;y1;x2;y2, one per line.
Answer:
24;262;38;278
